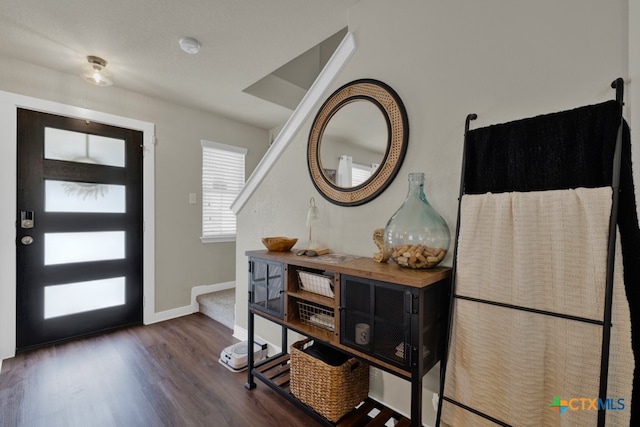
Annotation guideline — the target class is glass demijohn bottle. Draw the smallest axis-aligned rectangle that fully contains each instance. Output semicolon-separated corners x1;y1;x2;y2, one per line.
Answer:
384;173;450;268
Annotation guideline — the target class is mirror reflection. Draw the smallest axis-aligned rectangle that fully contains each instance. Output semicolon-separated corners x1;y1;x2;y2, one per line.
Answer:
319;101;387;188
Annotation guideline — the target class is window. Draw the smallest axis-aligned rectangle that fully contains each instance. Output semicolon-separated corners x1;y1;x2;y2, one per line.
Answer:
351;162;379;186
201;140;247;243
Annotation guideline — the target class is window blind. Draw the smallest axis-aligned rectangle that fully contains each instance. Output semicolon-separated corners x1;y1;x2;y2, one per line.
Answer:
352;163;372;186
201;140;247;243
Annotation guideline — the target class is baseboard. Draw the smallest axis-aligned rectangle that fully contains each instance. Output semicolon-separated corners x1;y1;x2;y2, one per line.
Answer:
146;304;194;324
233;324;247;342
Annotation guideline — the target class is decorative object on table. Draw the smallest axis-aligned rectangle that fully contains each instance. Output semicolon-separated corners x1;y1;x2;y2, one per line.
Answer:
296;248;330;257
305;197;320;249
385;172;450;268
261;236;297;252
372;228;391;262
355;323;370;345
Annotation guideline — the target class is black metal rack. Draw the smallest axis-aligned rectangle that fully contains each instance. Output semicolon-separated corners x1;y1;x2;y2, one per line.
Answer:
436;79;626;427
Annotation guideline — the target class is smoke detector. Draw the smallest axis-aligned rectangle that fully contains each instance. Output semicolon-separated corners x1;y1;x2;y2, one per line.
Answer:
179;37;201;54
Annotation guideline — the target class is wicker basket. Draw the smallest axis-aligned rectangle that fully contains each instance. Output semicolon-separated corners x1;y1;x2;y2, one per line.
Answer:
290;339;369;422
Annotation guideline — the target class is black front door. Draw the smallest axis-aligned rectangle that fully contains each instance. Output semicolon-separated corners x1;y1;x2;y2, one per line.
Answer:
16;109;144;351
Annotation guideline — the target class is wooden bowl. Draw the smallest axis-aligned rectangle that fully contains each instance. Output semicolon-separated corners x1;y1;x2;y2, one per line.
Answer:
261;236;298;252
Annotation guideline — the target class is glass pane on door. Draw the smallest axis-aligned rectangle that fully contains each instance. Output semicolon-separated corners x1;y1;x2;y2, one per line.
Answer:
44;277;126;319
44;127;125;167
44;231;125;265
252;284;268;309
45;180;126;213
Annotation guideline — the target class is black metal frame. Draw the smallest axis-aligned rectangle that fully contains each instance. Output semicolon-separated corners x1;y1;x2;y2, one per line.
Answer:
436;79;625;427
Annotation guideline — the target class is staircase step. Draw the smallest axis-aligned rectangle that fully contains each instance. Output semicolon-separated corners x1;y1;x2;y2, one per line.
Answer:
197;288;235;330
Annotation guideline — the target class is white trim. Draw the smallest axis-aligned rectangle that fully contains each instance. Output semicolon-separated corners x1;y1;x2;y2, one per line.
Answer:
201;139;248;155
0;90;155;361
190;281;235;312
231;32;356;214
146;305;195;324
233;324;248;342
200;235;236;243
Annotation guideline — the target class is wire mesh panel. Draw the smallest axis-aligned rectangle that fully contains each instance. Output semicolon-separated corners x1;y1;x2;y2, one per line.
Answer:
298;301;335;332
297;271;335;297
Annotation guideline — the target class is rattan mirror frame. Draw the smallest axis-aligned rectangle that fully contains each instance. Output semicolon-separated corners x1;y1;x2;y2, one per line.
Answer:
307;79;409;206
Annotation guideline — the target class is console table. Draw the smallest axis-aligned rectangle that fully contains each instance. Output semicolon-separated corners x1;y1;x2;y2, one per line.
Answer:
244;250;451;426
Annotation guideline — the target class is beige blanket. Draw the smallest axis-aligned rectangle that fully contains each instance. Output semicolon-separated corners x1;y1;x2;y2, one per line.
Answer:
441;187;633;426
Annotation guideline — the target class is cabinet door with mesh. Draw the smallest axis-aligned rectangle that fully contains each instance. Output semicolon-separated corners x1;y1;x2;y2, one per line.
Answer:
341;275;372;350
340;275;409;368
249;259;284;319
372;283;409;367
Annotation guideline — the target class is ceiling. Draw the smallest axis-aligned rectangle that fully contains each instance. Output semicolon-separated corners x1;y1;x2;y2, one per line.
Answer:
0;0;359;129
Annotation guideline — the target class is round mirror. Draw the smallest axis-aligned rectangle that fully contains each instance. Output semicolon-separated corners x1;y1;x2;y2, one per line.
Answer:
308;79;408;206
319;101;387;188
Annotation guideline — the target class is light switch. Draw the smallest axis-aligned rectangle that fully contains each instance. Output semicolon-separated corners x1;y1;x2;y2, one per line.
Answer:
188;193;197;204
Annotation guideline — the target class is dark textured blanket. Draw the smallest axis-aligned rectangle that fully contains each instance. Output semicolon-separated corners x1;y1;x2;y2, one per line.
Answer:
464;100;640;425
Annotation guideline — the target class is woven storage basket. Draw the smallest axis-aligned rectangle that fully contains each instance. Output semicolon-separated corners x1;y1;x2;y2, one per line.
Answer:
290;339;369;422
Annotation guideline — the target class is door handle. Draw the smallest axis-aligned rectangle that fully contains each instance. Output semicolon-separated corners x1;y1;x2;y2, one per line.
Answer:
21;236;34;245
21;211;34;229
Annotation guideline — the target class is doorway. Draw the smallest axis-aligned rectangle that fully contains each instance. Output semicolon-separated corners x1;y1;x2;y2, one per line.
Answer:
16;109;144;351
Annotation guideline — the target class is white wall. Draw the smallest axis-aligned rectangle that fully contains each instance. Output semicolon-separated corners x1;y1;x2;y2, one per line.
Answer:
235;0;634;425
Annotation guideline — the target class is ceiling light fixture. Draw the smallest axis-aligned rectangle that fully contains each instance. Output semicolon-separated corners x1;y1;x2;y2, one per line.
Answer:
179;37;201;54
80;55;113;86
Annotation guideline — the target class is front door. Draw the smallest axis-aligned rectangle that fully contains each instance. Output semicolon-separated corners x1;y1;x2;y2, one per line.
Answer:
16;109;144;351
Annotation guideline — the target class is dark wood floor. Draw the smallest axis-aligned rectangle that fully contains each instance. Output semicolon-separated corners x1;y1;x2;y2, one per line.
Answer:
0;313;323;427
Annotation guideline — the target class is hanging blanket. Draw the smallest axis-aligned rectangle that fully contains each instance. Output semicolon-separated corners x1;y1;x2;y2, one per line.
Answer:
441;188;633;426
443;100;640;425
462;101;622;195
